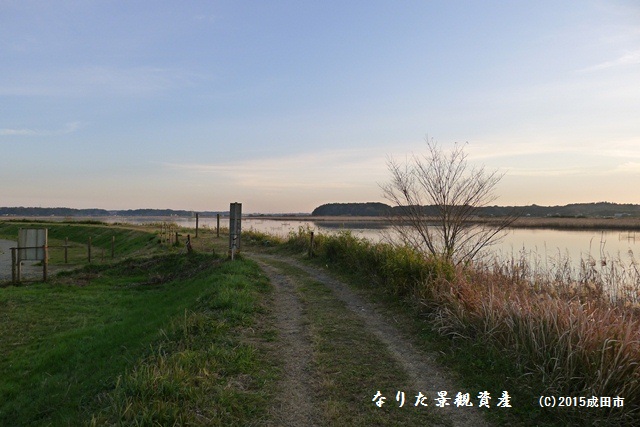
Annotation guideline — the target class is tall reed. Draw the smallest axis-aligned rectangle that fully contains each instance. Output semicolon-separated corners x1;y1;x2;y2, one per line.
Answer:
485;247;640;306
281;229;640;425
428;267;640;425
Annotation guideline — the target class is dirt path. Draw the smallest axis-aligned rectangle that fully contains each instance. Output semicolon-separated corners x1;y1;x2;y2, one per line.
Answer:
251;252;491;427
255;260;318;427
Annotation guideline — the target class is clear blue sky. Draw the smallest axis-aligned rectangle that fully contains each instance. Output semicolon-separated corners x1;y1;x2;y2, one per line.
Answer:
2;1;639;213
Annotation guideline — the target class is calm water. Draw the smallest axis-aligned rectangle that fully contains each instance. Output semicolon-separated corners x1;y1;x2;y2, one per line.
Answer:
109;216;640;265
95;216;640;300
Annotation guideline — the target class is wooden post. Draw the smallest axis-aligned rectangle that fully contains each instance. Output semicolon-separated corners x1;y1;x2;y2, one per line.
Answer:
111;235;115;259
43;244;48;282
11;248;16;283
309;231;315;258
88;236;92;263
175;231;179;245
229;203;242;254
195;213;199;238
64;237;68;264
186;234;193;254
216;214;220;238
16;253;21;284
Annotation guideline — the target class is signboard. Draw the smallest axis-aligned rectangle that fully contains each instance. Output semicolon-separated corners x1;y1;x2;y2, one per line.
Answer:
18;228;48;261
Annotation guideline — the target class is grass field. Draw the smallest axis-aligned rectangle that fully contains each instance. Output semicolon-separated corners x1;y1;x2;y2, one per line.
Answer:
0;221;277;426
0;221;161;267
4;220;638;425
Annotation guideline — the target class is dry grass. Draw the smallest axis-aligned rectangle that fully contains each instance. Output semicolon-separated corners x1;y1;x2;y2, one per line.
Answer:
483;246;640;306
276;229;640;425
497;216;640;231
426;259;640;425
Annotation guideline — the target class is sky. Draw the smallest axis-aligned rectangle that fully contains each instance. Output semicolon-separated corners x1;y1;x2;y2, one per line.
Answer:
1;0;640;213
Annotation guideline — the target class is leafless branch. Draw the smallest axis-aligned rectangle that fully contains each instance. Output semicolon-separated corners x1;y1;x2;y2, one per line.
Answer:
382;138;518;265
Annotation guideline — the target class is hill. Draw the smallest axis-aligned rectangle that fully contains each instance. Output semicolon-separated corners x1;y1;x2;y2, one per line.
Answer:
312;202;392;217
312;202;640;218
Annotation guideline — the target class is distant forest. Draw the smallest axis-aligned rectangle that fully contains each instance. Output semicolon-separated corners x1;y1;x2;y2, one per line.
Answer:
0;207;225;217
2;202;640;218
311;202;640;218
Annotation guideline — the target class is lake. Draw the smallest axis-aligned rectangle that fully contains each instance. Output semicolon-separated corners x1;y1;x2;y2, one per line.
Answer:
108;216;640;267
9;214;640;297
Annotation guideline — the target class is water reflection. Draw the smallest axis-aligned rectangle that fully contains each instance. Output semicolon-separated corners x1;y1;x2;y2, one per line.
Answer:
104;215;640;302
106;216;640;267
493;228;639;265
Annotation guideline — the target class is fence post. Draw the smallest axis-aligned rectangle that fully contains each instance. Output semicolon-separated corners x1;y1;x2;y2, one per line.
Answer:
228;203;242;258
43;244;48;282
216;214;220;238
195;213;199;238
11;248;16;283
111;235;115;259
16;250;21;283
64;237;68;264
88;236;92;263
309;231;315;258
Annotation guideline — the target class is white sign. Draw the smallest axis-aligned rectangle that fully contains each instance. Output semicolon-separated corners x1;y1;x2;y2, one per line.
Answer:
18;228;48;261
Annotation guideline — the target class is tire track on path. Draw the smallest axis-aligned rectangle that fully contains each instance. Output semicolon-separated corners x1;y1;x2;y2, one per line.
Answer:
255;259;319;427
253;253;491;427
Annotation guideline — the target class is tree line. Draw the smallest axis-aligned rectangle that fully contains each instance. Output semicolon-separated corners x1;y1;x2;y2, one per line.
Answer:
0;207;227;217
312;201;640;218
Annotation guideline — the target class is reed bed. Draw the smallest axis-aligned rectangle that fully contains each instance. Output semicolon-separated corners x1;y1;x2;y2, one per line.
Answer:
277;228;640;425
484;246;640;306
427;267;640;425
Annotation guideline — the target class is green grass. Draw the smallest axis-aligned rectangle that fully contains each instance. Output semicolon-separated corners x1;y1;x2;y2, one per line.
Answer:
0;252;276;426
8;222;635;425
248;228;639;426
0;221;160;268
259;258;447;426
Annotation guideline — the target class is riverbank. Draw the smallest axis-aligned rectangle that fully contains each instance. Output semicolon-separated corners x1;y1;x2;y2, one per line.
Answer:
254;215;640;231
274;228;640;426
5;215;640;231
0;222;489;426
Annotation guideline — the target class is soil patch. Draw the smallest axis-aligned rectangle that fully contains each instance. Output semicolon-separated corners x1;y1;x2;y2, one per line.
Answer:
255;259;318;427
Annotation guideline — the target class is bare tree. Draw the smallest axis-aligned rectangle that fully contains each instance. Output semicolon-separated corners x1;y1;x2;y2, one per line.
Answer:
381;139;517;265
